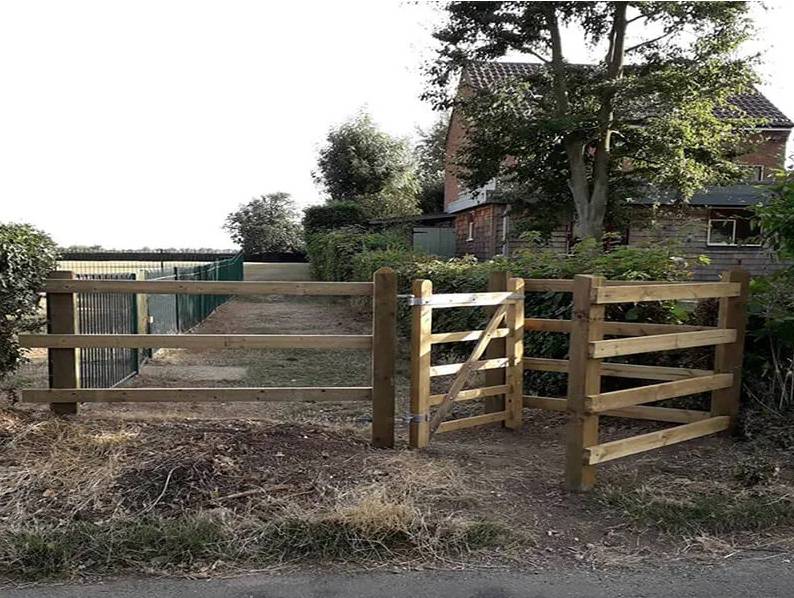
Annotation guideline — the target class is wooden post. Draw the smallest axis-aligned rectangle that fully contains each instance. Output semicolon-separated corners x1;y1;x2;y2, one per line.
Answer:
409;279;432;448
484;271;509;414
505;277;525;429
565;274;605;491
372;267;397;448
710;269;750;429
47;271;80;415
134;270;149;365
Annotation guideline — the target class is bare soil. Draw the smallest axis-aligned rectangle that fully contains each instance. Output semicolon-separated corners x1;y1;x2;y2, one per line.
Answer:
3;268;794;576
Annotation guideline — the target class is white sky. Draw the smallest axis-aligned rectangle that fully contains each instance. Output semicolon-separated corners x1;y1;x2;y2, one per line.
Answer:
1;1;792;250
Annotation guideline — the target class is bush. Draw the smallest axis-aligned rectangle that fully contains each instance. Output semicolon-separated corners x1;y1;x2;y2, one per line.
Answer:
0;223;59;380
303;202;369;236
305;227;409;281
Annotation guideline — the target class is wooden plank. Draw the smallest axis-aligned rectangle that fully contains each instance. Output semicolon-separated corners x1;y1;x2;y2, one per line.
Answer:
524;396;711;423
590;329;737;358
431;328;509;344
371;267;397;449
22;387;373;403
20;333;373;350
436;411;508;434
523;357;569;373
413;291;519;308
711;269;750;430
428;304;508;435
524;395;567;411
523;357;713;381
505;277;524;429
584;416;731;465
409;279;432;449
601;363;713;381
565;275;605;491
429;384;509;407
602;405;711;424
594;282;741;304
523;279;574;293
484;272;509;415
42;279;374;296
46;271;80;415
524;318;715;336
585;373;734;413
428;358;509;377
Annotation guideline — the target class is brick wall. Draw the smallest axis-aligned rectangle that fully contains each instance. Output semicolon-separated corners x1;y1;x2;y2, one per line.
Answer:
454;205;497;259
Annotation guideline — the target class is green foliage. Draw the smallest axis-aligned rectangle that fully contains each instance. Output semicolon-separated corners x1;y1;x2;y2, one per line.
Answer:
303;202;369;236
414;116;449;214
306;227;410;282
426;2;758;237
0;223;59;380
224;193;304;254
743;267;794;413
314;112;420;218
753;169;794;259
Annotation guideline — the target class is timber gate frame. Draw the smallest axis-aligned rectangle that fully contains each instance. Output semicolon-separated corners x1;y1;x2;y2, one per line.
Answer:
19;268;398;448
410;270;749;491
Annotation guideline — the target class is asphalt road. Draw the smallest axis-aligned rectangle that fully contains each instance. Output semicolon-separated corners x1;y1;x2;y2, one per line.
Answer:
5;558;794;598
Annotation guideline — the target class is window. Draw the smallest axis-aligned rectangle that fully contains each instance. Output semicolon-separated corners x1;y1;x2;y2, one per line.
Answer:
466;220;474;242
745;165;764;182
707;209;761;246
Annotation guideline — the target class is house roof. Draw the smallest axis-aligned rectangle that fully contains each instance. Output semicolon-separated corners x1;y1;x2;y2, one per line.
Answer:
464;61;794;128
631;184;773;207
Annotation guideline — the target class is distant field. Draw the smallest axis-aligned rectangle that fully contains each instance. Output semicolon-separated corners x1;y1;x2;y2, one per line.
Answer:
57;260;211;276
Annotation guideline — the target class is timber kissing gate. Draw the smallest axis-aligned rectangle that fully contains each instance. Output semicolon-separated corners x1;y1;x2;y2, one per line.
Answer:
21;268;749;490
409;270;749;491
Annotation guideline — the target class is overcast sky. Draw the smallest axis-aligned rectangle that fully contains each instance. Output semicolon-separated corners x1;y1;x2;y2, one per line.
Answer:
1;1;792;250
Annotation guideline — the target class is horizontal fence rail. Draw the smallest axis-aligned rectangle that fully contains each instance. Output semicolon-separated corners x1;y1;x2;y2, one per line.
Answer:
589;329;737;358
593;282;741;304
41;279;374;296
24;387;373;403
20;333;373;350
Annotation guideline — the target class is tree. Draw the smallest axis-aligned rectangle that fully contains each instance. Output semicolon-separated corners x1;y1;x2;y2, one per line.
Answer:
414;115;449;214
754;168;794;259
224;193;304;254
314;112;420;218
426;2;758;239
0;223;59;380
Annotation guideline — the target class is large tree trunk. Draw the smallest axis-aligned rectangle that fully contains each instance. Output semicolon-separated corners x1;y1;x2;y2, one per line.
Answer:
548;2;628;242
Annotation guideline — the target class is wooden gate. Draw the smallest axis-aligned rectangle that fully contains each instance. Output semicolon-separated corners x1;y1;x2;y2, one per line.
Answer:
408;277;525;448
19;268;397;448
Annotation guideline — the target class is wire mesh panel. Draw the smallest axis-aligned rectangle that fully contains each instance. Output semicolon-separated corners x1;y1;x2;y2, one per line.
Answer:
76;273;139;388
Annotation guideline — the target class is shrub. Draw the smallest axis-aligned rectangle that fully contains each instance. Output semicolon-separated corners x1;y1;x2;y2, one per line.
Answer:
305;227;409;281
0;223;59;380
303;202;368;236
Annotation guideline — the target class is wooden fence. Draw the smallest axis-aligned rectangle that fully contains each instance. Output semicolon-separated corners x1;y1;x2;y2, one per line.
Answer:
409;270;749;491
19;268;398;448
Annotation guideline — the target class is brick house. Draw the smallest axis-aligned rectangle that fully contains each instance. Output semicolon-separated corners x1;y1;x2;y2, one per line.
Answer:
444;61;793;279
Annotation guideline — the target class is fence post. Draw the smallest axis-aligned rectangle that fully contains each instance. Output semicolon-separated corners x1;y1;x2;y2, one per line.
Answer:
47;271;80;415
135;270;149;364
372;267;397;449
565;274;605;491
409;279;432;449
710;269;750;429
484;271;509;415
505;276;525;429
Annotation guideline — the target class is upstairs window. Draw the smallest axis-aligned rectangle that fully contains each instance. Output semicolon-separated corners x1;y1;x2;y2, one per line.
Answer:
745;165;765;183
707;209;761;247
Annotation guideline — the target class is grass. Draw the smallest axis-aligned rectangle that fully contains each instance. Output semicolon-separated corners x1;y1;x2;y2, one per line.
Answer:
598;483;794;536
0;510;510;581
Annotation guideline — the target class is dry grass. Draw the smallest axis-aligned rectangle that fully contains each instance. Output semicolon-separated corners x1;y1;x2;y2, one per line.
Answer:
0;407;513;581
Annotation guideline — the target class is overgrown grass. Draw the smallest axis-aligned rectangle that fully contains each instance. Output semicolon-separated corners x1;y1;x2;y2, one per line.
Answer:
0;512;510;581
599;484;794;535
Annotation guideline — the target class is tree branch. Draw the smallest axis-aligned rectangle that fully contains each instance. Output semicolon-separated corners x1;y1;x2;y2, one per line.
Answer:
526;49;551;63
625;28;678;54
